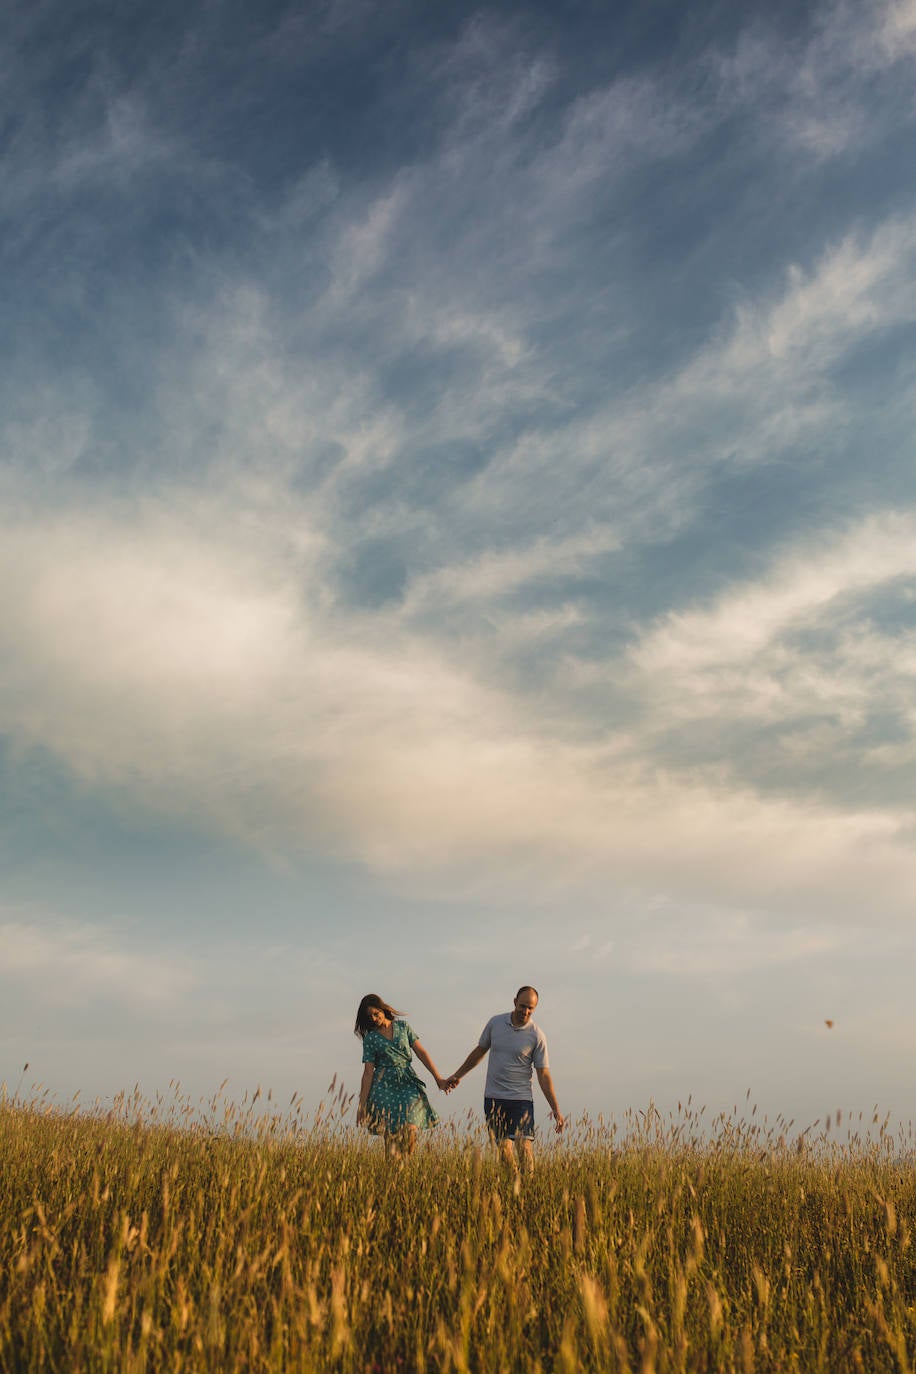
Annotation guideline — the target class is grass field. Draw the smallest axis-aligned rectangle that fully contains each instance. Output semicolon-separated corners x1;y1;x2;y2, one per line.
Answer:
1;1084;915;1372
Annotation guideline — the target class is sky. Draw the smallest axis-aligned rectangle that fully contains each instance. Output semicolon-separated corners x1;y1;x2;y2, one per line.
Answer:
3;0;916;1136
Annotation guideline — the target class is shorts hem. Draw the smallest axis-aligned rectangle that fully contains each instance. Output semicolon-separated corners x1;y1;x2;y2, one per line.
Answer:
484;1096;535;1140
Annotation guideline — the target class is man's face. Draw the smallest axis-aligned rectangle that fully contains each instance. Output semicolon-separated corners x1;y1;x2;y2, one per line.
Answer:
513;992;538;1024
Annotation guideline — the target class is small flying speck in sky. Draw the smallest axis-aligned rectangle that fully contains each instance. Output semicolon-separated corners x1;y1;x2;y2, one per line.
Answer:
825;1020;834;1029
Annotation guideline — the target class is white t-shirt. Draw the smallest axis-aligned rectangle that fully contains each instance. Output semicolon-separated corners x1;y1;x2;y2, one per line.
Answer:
479;1013;549;1101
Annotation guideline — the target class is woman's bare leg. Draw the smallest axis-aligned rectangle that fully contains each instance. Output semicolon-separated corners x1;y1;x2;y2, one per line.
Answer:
401;1124;418;1156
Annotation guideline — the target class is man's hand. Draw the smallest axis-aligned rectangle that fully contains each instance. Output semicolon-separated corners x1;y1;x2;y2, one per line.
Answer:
536;1067;564;1132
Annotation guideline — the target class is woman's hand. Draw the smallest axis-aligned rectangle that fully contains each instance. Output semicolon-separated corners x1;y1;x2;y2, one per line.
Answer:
356;1103;368;1126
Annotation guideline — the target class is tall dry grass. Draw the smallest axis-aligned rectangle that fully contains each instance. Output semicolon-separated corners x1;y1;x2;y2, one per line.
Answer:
1;1081;915;1371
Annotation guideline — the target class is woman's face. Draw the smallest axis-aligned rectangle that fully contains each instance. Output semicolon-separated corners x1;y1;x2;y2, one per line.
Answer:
366;1004;390;1029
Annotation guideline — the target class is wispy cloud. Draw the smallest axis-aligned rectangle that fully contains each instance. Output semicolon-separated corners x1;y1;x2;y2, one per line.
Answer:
712;0;916;160
0;915;195;1010
402;527;619;614
879;0;916;59
627;512;916;755
0;481;913;925
628;905;845;978
2;83;916;912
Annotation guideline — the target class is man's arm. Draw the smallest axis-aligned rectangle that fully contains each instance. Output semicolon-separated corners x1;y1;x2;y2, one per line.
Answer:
447;1044;487;1087
536;1067;565;1131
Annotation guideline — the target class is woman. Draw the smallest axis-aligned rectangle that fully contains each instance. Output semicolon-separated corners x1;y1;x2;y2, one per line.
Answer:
354;993;448;1157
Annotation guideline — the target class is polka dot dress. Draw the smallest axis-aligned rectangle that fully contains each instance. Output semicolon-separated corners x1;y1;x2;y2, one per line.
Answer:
361;1020;440;1134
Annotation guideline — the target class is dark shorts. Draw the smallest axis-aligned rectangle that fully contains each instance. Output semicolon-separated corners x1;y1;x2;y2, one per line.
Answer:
485;1097;535;1141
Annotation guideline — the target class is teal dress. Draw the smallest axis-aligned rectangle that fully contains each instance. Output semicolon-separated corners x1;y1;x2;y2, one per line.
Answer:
362;1020;440;1134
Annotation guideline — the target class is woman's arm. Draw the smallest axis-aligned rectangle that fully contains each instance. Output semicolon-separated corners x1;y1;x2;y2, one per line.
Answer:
356;1062;375;1125
411;1039;448;1091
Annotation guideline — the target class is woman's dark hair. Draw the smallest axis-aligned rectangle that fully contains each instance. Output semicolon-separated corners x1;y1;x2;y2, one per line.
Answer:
354;993;401;1039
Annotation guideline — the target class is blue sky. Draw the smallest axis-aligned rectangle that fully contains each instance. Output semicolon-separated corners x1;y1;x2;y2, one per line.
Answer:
3;0;916;1133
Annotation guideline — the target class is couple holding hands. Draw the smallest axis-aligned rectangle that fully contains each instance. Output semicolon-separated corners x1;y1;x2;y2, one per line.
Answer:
354;986;564;1164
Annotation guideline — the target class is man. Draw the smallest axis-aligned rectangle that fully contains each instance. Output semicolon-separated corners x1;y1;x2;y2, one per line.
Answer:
447;986;564;1171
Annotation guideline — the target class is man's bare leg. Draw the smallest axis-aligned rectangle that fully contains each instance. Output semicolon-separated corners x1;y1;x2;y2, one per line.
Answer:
498;1137;518;1173
517;1135;534;1175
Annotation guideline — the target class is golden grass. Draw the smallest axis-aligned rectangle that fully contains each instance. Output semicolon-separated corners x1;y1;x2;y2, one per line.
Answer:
1;1084;915;1371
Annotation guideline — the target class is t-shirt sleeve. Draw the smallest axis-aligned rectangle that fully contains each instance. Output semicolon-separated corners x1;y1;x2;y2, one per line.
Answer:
478;1016;494;1050
405;1022;419;1046
361;1033;377;1064
533;1030;549;1070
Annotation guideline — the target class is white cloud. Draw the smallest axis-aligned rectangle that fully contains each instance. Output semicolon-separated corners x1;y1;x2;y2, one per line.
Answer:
1;382;94;475
629;511;916;730
541;70;711;201
712;0;916;160
879;0;916;58
402;526;619;613
627;904;845;977
328;183;410;301
0;916;195;1010
0;486;914;922
2;193;915;911
661;218;916;460
433;14;557;141
0;79;180;232
425;309;528;371
746;222;916;366
440;211;916;563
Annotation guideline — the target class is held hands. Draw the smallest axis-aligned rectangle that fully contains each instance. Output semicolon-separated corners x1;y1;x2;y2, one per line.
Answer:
436;1074;460;1093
